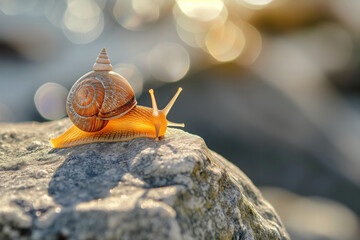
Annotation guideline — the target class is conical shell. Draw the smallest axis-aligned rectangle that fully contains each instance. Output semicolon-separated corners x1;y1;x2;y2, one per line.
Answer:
66;73;136;132
93;48;112;71
66;48;137;132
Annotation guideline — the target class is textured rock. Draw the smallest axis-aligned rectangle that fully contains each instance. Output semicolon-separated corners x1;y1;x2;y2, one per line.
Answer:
0;119;289;240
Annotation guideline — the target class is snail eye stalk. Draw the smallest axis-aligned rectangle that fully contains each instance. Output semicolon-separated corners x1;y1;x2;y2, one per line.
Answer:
162;87;182;116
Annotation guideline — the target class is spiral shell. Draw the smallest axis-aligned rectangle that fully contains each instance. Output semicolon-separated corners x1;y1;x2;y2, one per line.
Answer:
66;48;137;132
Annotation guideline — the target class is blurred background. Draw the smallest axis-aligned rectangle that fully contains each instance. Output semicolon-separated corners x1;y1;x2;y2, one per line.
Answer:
0;0;360;239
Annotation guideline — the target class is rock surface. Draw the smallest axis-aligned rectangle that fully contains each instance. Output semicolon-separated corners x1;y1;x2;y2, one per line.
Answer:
0;119;289;240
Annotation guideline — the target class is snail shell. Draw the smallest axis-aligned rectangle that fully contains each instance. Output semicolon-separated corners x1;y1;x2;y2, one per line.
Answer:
67;48;136;132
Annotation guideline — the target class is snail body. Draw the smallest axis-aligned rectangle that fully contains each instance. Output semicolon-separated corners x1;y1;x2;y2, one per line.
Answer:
50;48;184;148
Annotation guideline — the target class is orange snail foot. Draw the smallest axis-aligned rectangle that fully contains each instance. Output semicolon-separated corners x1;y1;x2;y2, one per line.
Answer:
50;110;167;148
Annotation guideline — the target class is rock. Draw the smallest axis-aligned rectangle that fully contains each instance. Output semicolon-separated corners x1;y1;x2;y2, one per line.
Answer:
153;71;360;216
0;119;289;240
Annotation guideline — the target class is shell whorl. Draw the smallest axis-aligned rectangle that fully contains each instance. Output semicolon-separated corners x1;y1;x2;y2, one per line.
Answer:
71;79;105;118
67;77;108;132
93;48;112;71
67;74;136;132
67;73;137;132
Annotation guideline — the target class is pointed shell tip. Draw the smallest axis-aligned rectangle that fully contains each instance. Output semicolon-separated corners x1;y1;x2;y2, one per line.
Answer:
93;48;112;71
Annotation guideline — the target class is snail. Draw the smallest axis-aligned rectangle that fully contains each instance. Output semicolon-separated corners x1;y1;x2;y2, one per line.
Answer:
50;48;184;148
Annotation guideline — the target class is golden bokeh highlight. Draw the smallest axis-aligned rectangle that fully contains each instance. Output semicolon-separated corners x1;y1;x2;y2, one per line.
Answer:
205;21;246;62
238;0;274;9
176;0;224;22
246;0;273;5
173;1;263;64
236;21;262;65
173;3;228;50
176;24;206;48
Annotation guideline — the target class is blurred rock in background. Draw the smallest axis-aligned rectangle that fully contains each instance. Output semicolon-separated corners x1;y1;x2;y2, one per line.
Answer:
0;1;360;239
261;187;360;240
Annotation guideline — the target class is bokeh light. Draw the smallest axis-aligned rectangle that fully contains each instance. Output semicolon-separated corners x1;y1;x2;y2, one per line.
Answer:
147;42;190;82
113;63;144;96
205;21;246;62
132;0;161;22
113;0;165;30
175;23;206;48
173;2;228;49
236;21;262;65
34;83;68;120
240;0;273;9
62;0;104;44
176;0;224;22
45;0;67;28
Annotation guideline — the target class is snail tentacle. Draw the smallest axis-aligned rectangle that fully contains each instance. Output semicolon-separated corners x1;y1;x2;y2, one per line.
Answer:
162;87;183;116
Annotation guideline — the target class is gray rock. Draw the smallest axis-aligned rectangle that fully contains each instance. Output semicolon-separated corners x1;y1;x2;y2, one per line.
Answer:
0;119;289;240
